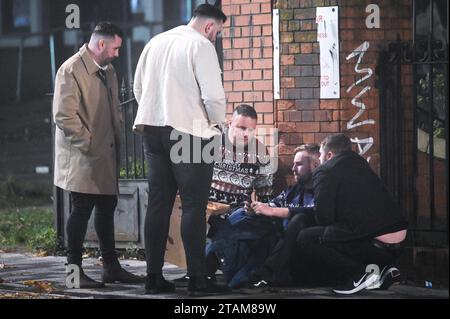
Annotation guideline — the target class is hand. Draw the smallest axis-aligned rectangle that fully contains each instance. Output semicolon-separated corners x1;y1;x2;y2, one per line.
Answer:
244;201;255;214
251;201;273;217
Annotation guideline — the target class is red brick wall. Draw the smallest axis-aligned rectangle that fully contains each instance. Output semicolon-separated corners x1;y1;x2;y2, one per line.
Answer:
339;0;413;174
222;0;274;127
222;0;414;192
274;0;337;189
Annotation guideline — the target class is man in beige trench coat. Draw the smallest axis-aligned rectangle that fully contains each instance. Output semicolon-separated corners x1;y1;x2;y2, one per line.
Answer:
53;22;143;288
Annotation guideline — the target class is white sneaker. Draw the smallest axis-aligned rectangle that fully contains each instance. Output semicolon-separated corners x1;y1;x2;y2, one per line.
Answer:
333;270;380;295
366;266;401;290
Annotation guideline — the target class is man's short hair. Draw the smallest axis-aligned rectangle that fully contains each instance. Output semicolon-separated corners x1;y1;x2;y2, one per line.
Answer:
193;4;227;23
321;133;352;155
295;144;320;158
92;22;123;39
233;104;257;120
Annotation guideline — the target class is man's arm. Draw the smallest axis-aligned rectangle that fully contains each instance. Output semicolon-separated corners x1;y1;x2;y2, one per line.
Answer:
313;168;337;226
53;68;91;153
193;42;226;126
252;202;290;218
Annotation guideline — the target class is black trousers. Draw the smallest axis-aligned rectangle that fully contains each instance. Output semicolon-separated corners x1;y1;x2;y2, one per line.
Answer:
67;192;118;266
142;126;215;277
261;213;316;286
290;226;404;286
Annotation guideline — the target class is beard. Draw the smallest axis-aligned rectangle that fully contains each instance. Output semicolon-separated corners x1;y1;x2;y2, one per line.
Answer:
295;171;312;186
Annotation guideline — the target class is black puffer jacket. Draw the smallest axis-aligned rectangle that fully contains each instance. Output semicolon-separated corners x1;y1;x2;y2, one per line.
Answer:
313;151;408;242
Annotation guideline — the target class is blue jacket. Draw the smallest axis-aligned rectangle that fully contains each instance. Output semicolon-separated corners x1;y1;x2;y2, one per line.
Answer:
206;182;315;288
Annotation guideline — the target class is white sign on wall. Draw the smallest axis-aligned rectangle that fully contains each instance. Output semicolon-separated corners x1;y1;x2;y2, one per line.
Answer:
273;9;280;100
316;6;340;99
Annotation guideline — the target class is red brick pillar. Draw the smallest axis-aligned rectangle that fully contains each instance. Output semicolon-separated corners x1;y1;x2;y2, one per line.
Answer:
222;0;274;127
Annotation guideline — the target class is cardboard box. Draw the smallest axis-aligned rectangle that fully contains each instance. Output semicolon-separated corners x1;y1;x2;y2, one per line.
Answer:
165;196;229;269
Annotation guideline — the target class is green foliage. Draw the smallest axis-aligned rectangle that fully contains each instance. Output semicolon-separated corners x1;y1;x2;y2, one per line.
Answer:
417;72;446;139
26;228;59;255
0;207;61;255
119;158;148;179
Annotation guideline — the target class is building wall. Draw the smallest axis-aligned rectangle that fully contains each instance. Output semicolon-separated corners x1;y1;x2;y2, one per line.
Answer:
222;0;414;192
222;0;274;123
221;0;450;284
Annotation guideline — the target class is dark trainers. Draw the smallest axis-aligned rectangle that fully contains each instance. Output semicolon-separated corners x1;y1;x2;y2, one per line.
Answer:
366;266;401;290
173;274;190;288
173;274;190;283
174;274;216;287
250;279;270;289
188;276;231;297
145;274;176;294
332;270;380;295
248;271;272;289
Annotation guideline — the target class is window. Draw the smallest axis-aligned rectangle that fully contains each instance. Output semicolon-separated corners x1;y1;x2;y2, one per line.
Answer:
130;0;144;14
1;0;31;34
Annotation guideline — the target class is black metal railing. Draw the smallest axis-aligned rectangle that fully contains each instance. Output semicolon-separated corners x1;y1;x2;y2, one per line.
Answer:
119;81;147;180
378;28;448;247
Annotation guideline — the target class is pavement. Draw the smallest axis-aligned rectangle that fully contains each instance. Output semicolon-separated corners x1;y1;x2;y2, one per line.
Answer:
0;252;448;299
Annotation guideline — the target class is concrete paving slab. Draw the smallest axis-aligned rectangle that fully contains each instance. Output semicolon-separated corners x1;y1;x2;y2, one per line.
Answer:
0;253;448;299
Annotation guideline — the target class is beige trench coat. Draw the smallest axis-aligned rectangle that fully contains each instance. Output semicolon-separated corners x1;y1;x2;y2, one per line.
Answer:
53;44;123;195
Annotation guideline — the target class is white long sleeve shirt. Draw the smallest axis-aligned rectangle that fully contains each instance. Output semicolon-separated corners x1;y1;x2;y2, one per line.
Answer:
133;25;226;139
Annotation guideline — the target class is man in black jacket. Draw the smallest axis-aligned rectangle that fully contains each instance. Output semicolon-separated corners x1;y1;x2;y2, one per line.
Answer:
292;133;408;294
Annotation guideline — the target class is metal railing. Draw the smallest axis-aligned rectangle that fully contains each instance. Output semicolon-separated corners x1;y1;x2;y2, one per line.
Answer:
119;81;146;180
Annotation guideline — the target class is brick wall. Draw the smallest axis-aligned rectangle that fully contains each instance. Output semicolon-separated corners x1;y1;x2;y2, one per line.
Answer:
221;0;274;126
222;0;414;192
274;0;339;189
339;0;413;174
273;0;413;190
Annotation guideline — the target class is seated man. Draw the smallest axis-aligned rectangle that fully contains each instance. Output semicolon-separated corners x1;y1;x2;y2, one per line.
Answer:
248;144;320;287
206;144;320;289
209;104;273;208
175;103;273;283
293;133;408;294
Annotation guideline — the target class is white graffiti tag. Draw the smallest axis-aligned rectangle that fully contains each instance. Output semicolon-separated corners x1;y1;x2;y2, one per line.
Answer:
345;41;375;162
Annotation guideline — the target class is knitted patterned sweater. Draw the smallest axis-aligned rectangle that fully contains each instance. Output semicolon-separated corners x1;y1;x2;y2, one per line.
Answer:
208;130;273;208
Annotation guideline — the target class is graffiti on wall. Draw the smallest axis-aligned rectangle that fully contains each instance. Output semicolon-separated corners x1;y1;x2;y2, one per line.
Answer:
345;41;375;162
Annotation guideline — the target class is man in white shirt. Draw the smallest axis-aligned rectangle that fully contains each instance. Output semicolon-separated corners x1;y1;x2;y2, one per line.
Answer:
133;4;229;297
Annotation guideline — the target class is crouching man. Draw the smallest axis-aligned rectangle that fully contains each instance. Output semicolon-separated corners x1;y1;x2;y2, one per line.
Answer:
293;133;408;294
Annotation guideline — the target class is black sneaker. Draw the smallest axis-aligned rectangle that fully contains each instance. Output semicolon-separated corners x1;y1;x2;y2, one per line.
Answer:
145;274;176;294
251;279;270;289
188;276;231;297
173;275;189;287
248;271;271;289
366;266;401;290
174;274;216;286
332;270;380;295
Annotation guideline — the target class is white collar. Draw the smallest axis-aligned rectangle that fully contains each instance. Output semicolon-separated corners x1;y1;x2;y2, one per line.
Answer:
94;60;107;71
